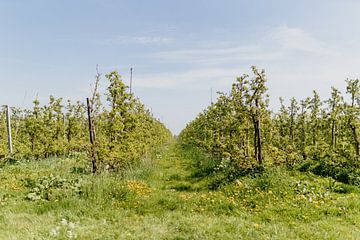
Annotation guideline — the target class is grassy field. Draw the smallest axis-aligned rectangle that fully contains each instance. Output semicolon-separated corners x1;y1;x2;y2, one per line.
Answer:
0;141;360;239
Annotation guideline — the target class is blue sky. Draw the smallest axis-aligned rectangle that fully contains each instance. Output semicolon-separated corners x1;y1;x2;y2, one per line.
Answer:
1;0;360;133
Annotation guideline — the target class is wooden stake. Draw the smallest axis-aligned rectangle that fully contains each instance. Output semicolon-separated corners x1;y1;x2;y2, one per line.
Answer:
6;105;13;154
87;98;97;174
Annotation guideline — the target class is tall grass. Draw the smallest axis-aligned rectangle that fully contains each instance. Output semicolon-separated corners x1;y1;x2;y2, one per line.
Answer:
0;141;359;239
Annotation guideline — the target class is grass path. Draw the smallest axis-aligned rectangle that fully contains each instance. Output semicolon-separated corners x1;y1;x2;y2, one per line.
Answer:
0;140;360;239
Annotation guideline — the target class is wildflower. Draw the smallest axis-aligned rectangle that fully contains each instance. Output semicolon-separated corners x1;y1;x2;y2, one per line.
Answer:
49;227;60;237
67;230;76;239
61;218;68;226
68;222;75;229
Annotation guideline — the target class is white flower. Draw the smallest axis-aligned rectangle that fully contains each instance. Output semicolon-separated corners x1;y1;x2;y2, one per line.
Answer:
61;218;68;226
68;222;75;229
67;230;74;239
49;227;60;237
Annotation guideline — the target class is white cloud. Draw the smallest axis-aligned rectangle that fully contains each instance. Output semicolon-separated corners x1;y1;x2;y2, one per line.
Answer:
269;25;335;55
151;44;285;66
149;25;337;67
134;68;239;89
101;35;173;45
134;25;338;92
134;24;360;112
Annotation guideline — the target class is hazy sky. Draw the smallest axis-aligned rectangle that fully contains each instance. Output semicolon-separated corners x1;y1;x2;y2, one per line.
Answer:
1;0;360;134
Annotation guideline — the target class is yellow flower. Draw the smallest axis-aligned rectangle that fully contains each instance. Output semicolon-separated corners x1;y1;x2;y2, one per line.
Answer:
253;223;260;229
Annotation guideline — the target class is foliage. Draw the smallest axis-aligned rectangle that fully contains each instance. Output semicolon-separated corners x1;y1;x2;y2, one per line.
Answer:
24;175;82;201
180;67;360;181
0;70;172;172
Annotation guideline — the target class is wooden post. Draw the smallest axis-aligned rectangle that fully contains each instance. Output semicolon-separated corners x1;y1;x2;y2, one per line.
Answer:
87;98;97;174
6;105;13;154
130;67;133;94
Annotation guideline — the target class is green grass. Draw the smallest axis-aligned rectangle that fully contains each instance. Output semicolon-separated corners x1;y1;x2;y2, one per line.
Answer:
0;141;360;239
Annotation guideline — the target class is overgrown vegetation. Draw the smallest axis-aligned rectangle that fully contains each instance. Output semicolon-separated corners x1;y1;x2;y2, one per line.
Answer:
179;67;360;184
0;141;359;239
1;66;360;239
0;70;172;171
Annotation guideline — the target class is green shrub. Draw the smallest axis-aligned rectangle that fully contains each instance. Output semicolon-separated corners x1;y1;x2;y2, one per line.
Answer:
23;175;82;201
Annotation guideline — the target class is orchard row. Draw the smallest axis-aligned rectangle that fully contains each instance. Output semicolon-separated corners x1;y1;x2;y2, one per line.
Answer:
180;67;359;179
0;71;172;172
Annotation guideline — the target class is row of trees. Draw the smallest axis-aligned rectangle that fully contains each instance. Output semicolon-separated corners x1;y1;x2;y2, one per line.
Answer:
179;67;359;171
0;71;172;171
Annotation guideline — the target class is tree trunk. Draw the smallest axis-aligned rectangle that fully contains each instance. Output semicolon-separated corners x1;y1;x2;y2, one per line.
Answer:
252;114;262;165
350;123;360;156
331;120;336;150
256;117;263;164
253;115;257;162
290;119;294;144
87;98;97;174
245;120;249;157
301;120;307;160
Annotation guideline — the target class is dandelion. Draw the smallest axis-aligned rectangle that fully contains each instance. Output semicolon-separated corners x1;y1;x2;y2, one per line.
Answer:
126;180;152;196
